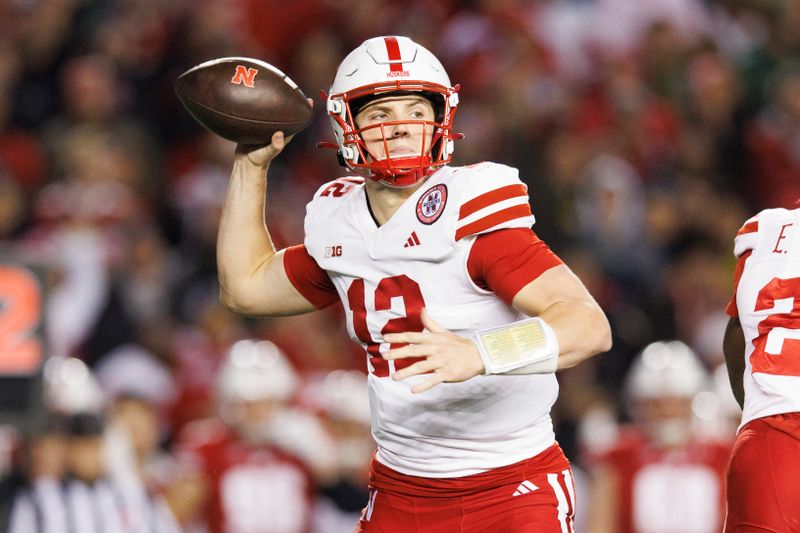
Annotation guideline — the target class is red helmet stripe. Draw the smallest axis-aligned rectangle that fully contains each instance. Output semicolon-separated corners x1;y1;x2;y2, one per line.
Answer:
383;36;404;72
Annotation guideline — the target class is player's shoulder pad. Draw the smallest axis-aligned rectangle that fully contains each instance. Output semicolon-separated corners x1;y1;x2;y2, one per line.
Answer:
735;207;800;258
304;176;363;256
448;162;535;241
733;212;759;258
311;175;365;200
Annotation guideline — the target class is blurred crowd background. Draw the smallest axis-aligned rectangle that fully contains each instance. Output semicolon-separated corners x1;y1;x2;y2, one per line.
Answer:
0;0;798;531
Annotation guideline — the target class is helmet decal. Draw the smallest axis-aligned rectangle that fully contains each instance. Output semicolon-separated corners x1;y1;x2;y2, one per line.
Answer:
383;36;407;76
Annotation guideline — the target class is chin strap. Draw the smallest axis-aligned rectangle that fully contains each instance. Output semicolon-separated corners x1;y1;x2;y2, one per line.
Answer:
368;154;435;187
371;168;430;188
316;141;432;187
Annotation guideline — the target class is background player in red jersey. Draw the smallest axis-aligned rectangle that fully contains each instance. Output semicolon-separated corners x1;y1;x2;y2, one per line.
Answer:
216;35;611;531
302;370;374;532
586;340;731;533
170;339;334;533
723;208;800;532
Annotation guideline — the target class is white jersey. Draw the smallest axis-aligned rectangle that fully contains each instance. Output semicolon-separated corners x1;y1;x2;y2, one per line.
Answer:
731;207;800;429
303;162;559;478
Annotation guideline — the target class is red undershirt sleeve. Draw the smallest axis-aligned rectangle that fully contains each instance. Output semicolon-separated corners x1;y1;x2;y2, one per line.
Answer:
467;228;564;306
283;245;339;309
725;250;752;318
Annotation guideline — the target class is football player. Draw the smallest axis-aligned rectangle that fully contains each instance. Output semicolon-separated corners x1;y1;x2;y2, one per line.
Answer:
303;370;374;532
585;341;731;533
170;339;333;533
723;208;800;531
217;36;612;530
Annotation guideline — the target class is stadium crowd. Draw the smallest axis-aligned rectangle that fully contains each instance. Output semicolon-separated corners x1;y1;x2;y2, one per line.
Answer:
0;0;798;531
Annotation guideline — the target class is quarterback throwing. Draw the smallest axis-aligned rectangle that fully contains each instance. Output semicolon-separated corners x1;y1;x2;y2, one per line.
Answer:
216;35;611;531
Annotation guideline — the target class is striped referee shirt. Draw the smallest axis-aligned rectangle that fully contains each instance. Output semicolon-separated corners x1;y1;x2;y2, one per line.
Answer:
7;476;180;533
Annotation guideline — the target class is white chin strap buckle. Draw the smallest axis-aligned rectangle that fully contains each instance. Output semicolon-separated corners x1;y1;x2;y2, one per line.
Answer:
340;146;356;161
443;139;455;157
448;92;460;107
327;99;343;114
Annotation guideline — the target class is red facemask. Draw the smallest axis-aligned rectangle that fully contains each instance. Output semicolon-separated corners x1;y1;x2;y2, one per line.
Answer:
322;82;461;188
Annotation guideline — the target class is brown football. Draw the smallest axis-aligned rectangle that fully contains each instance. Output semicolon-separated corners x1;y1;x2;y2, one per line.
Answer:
175;57;313;144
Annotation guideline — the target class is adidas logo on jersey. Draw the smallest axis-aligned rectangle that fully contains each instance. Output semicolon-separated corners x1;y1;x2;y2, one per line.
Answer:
403;231;421;248
512;480;538;497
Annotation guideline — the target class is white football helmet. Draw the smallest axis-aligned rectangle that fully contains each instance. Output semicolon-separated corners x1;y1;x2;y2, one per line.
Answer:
324;36;460;187
625;340;709;446
43;356;105;415
625;341;708;400
216;339;297;404
215;339;298;443
307;370;371;426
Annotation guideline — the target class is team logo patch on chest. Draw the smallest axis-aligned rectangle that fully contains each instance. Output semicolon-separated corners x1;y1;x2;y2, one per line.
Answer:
416;184;448;224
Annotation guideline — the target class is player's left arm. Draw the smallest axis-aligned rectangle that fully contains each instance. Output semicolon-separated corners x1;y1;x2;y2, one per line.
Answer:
511;264;612;370
721;233;752;410
723;316;745;409
383;267;611;393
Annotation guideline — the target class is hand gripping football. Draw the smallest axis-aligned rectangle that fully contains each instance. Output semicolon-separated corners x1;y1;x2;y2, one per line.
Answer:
175;57;313;144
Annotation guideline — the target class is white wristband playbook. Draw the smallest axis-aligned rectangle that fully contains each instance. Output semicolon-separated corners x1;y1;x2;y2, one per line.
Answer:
473;317;559;375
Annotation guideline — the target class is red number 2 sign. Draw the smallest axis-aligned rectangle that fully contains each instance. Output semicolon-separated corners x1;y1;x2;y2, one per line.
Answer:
0;266;44;374
347;275;426;377
751;277;800;376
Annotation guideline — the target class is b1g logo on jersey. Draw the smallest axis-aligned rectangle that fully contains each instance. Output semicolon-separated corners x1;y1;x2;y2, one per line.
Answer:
325;245;343;258
416;184;447;225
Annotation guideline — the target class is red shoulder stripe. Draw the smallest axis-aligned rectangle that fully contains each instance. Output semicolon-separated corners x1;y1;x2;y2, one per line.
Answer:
459;184;528;220
455;204;532;240
737;220;758;236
